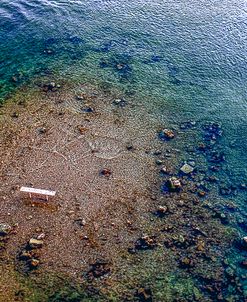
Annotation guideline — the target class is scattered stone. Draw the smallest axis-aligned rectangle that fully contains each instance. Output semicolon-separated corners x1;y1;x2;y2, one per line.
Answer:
135;235;157;250
29;258;40;268
208;150;225;163
77;125;88;134
37;127;47;134
197;142;207;151
153;150;162;156
29;238;43;249
156;205;168;217
202;122;223;140
136;287;152;301
19;250;32;260
240;260;247;268
242;237;247;248
82;106;94;113
198;190;206;197
11;112;19;118
166;177;182;192
126;143;134;151
179;257;194;268
239;183;247;190
159;128;175;140
0;223;12;236
76;94;85;101
219;185;236;196
160;166;170;174
207;175;218;183
100;168;112;177
112;98;127;107
37;233;45;240
87;260;111;279
44;48;54;55
180;163;194;174
42;82;58;92
180;121;197;130
196;240;205;252
155;159;163;165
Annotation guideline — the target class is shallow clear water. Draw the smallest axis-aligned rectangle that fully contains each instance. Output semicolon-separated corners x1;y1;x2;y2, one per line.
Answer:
0;0;247;298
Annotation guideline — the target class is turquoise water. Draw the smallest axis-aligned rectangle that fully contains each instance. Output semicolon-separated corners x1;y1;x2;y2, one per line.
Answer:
1;0;247;299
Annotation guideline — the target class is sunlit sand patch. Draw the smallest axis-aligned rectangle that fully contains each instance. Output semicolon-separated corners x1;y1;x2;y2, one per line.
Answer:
86;133;125;159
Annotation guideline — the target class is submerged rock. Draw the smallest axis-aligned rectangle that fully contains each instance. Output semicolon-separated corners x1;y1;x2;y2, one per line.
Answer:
155;205;168;217
159;128;175;140
87;260;111;279
0;223;12;236
29;258;40;268
29;238;43;249
166;177;182;192
180;163;194;174
112;98;127;107
135;235;157;250
100;168;112;177
179;257;194;268
136;287;153;301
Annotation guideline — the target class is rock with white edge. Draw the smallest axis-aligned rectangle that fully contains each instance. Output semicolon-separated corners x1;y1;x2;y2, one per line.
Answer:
180;163;194;174
0;223;12;236
29;238;43;249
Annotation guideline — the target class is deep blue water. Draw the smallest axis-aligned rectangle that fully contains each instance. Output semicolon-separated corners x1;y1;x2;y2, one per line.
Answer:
0;0;247;298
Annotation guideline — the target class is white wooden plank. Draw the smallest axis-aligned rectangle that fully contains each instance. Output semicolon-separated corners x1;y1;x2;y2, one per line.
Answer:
20;186;56;196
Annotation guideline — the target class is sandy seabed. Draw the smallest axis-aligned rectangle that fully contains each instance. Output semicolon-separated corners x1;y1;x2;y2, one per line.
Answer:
0;81;170;300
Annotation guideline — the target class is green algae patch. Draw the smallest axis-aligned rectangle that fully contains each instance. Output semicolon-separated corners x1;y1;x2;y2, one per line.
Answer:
0;262;97;302
154;274;202;301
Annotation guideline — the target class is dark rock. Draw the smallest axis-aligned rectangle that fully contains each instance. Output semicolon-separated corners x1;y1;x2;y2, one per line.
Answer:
128;247;136;254
208;150;225;163
153;150;162;156
241;237;247;249
37;127;47;134
219;185;237;196
206;175;218;183
136;287;152;301
112;98;127;107
135;235;157;250
42;82;58;92
11;112;19;118
100;168;112;177
19;250;32;260
87;260;111;279
76;94;85;101
240;260;247;268
82;106;94;113
179;257;194;268
126;143;134;151
209;165;221;172
155;159;163;165
197;142;208;151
